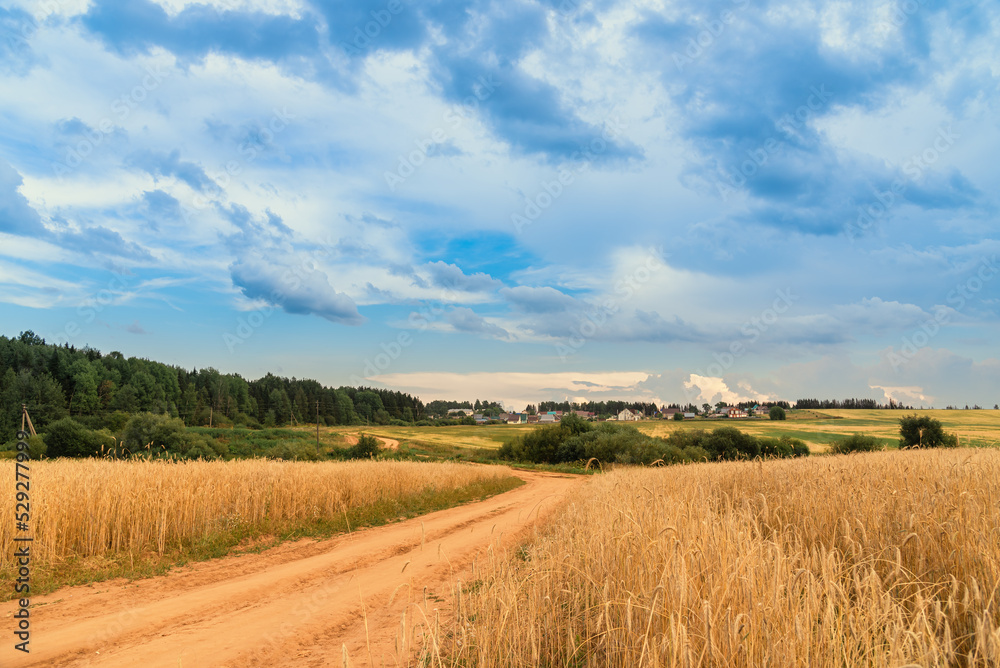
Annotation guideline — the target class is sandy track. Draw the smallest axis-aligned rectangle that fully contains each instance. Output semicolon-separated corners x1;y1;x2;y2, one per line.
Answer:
343;434;401;451
2;469;581;667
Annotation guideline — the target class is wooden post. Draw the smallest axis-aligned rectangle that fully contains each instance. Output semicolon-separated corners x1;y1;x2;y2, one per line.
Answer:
316;400;320;447
21;404;37;437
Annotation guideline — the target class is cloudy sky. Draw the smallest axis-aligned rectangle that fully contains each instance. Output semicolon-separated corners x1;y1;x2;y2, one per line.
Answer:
1;0;998;410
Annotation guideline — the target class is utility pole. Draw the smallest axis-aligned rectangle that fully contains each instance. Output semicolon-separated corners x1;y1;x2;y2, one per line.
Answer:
316;400;320;447
21;404;37;437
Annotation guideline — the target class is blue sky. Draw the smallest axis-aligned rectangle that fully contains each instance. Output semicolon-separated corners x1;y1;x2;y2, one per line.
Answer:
0;0;998;410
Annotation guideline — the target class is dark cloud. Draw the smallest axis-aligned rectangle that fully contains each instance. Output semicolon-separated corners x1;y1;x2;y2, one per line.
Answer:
0;158;47;237
230;252;364;325
427;261;503;292
0;7;42;75
81;0;325;66
632;0;991;235
126;149;217;193
445;306;511;340
500;285;576;313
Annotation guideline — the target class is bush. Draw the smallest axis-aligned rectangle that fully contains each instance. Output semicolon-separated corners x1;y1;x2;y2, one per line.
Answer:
701;426;761;461
348;434;381;459
898;414;957;448
672;412;684;421
769;406;786;421
2;434;47;458
120;412;220;459
44;418;116;458
830;433;883;454
271;440;320;461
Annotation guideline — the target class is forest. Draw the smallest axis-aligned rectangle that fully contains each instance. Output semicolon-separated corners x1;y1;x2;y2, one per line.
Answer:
0;331;426;437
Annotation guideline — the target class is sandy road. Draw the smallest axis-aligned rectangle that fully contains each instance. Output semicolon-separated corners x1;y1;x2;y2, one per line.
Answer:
343;434;401;451
1;469;581;667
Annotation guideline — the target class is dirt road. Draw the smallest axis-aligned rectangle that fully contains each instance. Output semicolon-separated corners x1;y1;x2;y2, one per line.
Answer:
343;434;401;451
2;469;581;667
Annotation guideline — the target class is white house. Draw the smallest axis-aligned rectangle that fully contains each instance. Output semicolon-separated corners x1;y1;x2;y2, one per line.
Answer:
617;408;641;421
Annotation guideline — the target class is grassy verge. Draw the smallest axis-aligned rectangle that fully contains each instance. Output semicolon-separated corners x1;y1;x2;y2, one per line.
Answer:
1;467;522;601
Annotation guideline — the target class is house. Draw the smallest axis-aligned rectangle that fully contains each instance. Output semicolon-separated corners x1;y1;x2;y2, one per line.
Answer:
662;408;680;419
526;415;540;424
506;413;525;424
683;412;696;419
725;407;748;418
474;413;489;424
539;413;559;423
572;410;595;419
447;408;474;417
616;408;641;421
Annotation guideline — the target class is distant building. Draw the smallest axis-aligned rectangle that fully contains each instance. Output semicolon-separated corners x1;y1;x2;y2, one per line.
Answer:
539;413;559;423
572;410;595;419
447;408;474;417
506;413;526;424
526;415;540;424
617;408;641;421
725;407;748;418
662;408;680;419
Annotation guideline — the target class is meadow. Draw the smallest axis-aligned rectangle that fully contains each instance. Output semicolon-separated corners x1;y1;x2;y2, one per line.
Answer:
430;448;1000;667
636;409;1000;452
0;459;520;599
291;409;1000;458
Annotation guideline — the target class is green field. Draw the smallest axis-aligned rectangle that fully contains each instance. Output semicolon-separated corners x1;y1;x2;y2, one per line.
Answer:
303;409;1000;456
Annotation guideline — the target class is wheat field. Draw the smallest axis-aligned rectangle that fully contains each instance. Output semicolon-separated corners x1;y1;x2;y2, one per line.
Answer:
0;459;515;596
433;449;1000;667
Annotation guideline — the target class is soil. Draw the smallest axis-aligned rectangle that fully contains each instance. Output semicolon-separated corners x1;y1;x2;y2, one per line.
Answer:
1;469;581;667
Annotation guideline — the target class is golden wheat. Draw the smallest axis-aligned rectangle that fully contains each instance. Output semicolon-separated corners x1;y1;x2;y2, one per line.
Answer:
435;449;1000;667
0;459;512;592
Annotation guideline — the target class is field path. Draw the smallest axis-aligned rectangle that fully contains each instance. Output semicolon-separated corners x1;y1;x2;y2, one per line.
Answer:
2;469;580;667
343;433;401;451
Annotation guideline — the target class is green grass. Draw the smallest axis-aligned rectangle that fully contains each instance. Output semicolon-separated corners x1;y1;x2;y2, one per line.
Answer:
202;409;1000;459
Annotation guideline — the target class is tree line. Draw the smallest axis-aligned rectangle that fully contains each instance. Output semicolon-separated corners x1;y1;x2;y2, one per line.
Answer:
794;398;913;410
0;332;425;435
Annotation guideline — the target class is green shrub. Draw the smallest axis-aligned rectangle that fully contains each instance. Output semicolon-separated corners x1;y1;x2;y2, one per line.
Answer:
769;406;786;421
898;414;957;448
701;426;761;461
120;412;219;459
348;434;381;459
43;418;116;458
830;433;883;454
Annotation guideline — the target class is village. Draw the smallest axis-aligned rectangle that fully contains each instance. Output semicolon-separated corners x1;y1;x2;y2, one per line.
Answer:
446;404;773;425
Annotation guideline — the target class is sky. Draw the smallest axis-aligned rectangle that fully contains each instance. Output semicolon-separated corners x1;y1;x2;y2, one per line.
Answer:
0;0;998;411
